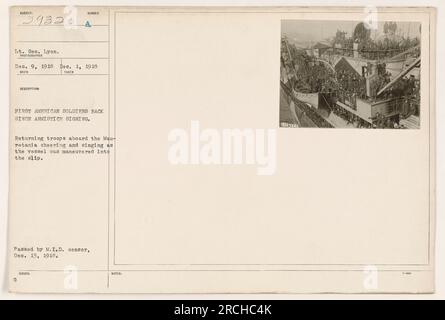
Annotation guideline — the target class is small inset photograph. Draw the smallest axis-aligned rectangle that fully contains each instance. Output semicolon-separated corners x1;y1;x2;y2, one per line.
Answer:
280;20;421;129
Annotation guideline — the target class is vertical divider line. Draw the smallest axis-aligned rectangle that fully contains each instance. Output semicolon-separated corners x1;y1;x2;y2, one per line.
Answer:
113;11;117;268
107;8;111;289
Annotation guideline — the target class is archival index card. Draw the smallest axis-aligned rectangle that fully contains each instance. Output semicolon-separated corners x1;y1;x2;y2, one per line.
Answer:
8;6;436;293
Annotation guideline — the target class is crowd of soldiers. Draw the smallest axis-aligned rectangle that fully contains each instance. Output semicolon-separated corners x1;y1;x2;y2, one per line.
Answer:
336;69;367;100
373;72;420;118
330;104;371;128
298;100;334;128
282;41;420;129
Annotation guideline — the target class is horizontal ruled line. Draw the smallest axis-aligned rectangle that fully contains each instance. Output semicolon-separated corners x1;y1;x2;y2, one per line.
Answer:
17;24;109;27
17;57;109;59
16;73;109;76
16;40;109;43
18;269;432;273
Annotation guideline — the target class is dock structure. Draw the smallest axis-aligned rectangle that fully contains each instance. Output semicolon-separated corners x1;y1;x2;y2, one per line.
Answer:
280;36;420;129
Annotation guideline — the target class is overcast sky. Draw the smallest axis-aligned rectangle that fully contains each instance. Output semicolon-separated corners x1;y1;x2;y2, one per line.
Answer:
282;20;421;47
